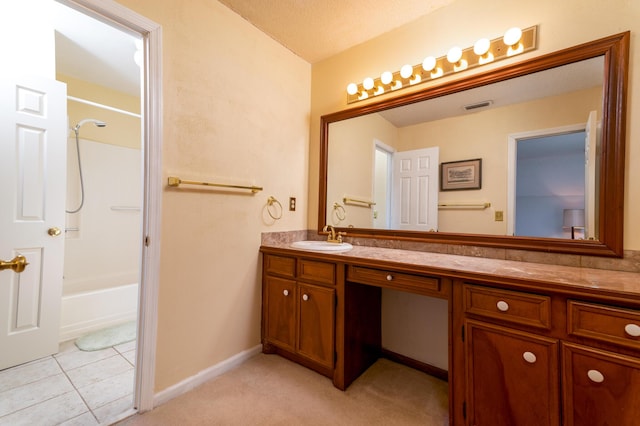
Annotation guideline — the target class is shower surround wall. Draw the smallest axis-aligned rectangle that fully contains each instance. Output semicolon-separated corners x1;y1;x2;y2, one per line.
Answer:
60;137;142;341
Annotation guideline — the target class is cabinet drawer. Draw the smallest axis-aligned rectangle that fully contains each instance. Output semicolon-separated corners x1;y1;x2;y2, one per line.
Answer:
463;284;551;330
298;259;335;286
347;265;441;295
264;254;295;278
568;301;640;350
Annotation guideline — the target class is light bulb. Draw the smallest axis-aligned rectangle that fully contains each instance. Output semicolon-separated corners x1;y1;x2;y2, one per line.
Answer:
473;38;490;56
400;64;413;79
447;46;463;64
422;56;436;72
381;71;393;85
363;77;374;90
347;83;358;95
503;27;522;46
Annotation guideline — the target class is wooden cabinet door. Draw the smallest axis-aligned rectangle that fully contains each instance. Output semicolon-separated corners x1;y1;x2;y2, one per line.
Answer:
298;282;335;369
465;320;560;426
264;276;296;351
562;343;640;426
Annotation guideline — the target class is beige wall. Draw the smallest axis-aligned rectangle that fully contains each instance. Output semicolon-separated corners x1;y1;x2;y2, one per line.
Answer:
115;0;311;391
310;0;640;250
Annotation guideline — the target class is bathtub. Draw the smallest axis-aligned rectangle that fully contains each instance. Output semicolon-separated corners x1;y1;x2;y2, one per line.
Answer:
59;282;139;342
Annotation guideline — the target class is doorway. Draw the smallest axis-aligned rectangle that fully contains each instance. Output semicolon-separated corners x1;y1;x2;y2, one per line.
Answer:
507;119;595;239
0;0;162;421
373;140;394;229
514;131;586;238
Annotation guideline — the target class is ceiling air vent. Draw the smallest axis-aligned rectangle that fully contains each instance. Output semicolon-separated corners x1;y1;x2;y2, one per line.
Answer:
464;100;493;111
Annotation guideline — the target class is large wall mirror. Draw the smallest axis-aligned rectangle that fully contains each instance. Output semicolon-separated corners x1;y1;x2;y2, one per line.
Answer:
319;32;629;257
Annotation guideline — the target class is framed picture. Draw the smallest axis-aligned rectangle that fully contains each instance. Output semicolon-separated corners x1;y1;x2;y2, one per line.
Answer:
440;158;482;191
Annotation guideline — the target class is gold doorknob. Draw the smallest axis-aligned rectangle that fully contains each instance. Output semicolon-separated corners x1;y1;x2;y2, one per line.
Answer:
48;227;62;237
0;255;29;273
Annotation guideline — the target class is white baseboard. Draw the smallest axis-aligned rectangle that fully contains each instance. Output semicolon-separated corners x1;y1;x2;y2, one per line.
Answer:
153;345;262;408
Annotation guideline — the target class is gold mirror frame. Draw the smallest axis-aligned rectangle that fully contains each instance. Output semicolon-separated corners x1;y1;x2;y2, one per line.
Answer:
319;32;629;257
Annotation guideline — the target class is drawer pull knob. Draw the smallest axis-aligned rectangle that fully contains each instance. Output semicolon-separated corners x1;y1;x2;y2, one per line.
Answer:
386;274;393;281
523;351;537;364
283;289;289;296
624;323;640;337
587;369;604;383
302;294;309;301
496;300;510;312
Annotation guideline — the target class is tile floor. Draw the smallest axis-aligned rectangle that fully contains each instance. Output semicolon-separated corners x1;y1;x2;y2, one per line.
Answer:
0;340;136;425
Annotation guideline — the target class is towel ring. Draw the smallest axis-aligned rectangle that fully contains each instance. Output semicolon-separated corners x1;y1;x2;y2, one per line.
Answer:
267;196;283;220
333;202;346;221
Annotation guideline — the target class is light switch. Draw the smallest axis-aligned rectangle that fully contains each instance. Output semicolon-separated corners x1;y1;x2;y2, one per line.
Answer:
289;197;296;211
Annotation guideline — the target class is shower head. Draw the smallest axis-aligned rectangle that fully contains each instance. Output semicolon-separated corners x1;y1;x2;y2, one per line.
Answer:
73;118;107;133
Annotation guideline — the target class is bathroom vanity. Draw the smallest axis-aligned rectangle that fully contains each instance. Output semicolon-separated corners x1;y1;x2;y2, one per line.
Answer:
260;243;640;425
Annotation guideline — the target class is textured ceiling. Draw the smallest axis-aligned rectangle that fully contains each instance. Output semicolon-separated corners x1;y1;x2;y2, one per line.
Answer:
217;0;456;63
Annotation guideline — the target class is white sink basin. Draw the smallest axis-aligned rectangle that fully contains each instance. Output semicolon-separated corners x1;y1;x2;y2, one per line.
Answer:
290;240;353;252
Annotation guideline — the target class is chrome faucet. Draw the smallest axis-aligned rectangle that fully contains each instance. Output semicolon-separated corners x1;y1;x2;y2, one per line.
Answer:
323;224;345;243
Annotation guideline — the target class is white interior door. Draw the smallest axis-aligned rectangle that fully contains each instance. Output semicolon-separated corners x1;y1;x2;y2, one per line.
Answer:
585;110;598;240
391;147;439;231
0;75;67;370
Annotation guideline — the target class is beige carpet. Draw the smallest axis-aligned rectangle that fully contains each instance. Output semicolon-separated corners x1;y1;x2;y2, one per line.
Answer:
117;354;449;425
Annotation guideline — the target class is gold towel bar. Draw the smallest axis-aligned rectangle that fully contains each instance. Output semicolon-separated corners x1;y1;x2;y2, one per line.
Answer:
438;202;491;209
167;176;263;193
343;197;376;207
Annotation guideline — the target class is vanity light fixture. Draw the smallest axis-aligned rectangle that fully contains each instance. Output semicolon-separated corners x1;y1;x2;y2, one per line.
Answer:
346;25;537;104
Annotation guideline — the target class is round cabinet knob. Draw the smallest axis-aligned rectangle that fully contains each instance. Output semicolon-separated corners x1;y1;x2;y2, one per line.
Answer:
496;300;510;312
624;323;640;337
302;294;309;301
283;289;289;296
523;351;537;364
386;274;393;281
47;227;62;237
587;369;604;383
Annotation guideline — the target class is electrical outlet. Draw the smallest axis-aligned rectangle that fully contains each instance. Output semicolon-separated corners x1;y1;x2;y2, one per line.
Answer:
495;211;504;221
289;197;296;211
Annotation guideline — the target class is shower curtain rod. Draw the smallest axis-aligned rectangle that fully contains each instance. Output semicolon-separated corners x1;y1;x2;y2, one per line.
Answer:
67;95;141;118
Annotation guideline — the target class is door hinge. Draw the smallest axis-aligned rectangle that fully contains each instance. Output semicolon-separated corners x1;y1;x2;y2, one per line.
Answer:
463;401;467;420
461;325;465;342
144;235;150;246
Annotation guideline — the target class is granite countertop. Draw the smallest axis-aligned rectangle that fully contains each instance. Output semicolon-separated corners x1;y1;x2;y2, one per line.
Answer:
261;242;640;300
